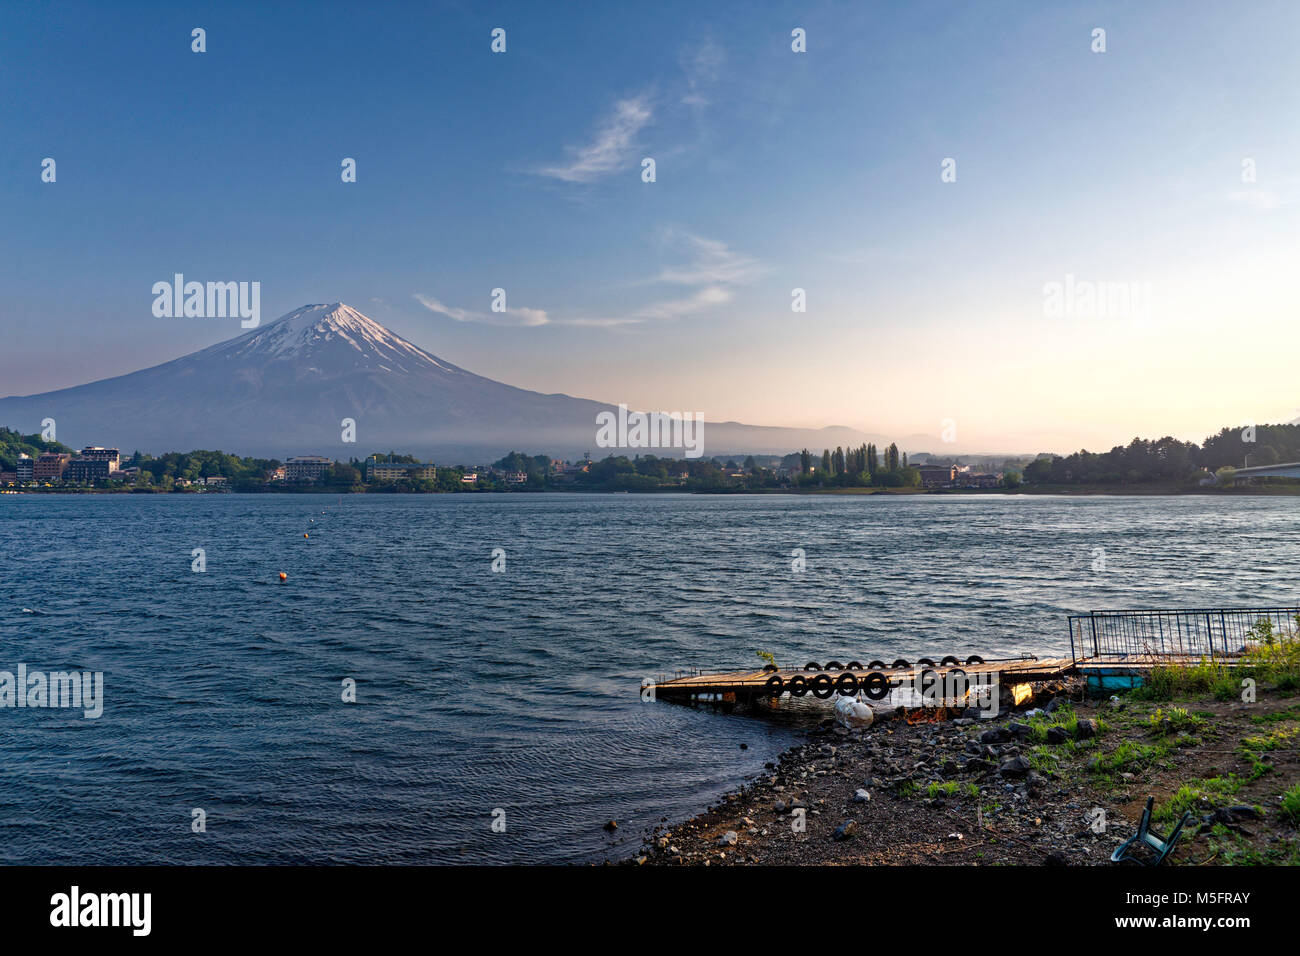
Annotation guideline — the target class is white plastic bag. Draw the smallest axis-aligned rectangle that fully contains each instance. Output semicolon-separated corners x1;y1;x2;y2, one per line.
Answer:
834;694;875;730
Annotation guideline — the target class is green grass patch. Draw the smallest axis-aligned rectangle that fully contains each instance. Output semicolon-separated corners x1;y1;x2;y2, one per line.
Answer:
1242;725;1297;754
925;781;979;799
1202;825;1300;865
1131;660;1242;702
1090;739;1170;775
1249;705;1300;724
1154;776;1241;823
1280;784;1300;827
1145;706;1207;736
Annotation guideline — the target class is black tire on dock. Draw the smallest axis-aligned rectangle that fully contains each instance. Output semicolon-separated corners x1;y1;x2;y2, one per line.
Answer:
863;672;889;701
764;675;784;697
810;673;835;699
941;655;960;666
834;673;858;696
917;657;935;667
943;669;968;704
891;659;909;669
965;655;984;665
868;660;886;670
825;660;843;671
846;661;863;670
787;674;809;697
762;663;779;673
804;661;822;671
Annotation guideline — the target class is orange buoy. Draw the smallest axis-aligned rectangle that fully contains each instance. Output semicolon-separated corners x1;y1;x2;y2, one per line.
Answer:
278;572;287;582
304;533;309;538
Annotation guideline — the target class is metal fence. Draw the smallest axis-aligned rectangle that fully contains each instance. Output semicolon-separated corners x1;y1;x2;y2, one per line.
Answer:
1067;607;1300;663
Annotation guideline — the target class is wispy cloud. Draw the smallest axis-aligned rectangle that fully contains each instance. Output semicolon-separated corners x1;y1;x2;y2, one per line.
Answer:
414;230;759;329
568;230;760;326
654;229;762;286
412;294;550;328
536;94;653;183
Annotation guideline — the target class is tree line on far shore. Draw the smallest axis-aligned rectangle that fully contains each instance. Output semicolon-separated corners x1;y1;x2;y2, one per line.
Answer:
6;422;1299;493
1023;423;1300;486
793;441;922;488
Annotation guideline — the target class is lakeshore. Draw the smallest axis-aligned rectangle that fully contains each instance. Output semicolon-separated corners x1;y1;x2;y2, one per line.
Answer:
626;679;1300;866
6;483;1300;497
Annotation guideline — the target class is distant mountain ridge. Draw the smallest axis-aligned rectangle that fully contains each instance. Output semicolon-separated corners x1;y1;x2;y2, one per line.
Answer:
0;303;890;461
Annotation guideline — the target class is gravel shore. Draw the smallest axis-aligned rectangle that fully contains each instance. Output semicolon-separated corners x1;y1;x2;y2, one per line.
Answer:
626;681;1300;866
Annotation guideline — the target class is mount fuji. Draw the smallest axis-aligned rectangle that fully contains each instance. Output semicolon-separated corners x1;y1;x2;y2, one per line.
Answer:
0;303;884;461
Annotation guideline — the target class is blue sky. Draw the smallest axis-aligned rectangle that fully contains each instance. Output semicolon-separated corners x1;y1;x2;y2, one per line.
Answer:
3;1;1299;452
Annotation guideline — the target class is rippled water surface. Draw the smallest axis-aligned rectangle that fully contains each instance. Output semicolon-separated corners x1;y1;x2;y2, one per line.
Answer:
0;492;1294;863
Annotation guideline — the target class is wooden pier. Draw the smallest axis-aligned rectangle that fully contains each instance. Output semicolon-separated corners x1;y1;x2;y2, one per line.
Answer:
648;608;1295;707
648;654;1244;705
650;657;1068;703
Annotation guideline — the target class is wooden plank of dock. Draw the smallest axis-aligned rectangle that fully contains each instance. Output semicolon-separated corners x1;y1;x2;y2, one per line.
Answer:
650;654;1239;702
651;658;1073;700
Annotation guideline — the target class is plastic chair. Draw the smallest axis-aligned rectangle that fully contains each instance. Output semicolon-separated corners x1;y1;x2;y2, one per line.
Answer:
1111;796;1193;866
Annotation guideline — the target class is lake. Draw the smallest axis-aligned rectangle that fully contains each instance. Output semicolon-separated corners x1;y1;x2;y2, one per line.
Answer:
0;492;1294;863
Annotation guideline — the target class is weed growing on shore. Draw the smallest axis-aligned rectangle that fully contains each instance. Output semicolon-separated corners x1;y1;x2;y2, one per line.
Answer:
1027;745;1062;776
1155;775;1242;822
1091;739;1171;777
1250;704;1300;724
1145;706;1208;736
925;781;979;800
1024;702;1080;742
1240;725;1297;779
1280;784;1300;827
1133;660;1240;701
1134;624;1300;701
1202;824;1300;865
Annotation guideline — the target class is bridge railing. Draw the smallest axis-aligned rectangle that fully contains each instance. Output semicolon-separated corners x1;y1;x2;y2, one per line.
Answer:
1067;607;1300;664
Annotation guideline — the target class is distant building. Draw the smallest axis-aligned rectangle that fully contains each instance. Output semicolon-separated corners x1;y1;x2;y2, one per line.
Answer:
460;473;478;484
79;446;120;471
34;453;71;481
505;471;527;484
15;454;34;482
285;455;333;482
203;476;227;487
916;464;958;488
65;457;112;483
367;458;436;482
0;472;16;486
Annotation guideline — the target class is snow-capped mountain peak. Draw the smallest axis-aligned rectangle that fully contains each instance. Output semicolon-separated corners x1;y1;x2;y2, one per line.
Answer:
216;302;457;374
